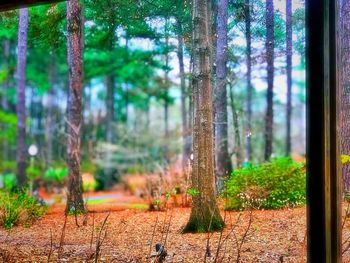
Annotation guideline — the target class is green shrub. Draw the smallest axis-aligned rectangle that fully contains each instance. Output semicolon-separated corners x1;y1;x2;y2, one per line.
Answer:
0;191;47;229
26;166;42;181
1;173;17;190
83;177;97;192
44;167;68;183
0;161;16;173
225;157;306;210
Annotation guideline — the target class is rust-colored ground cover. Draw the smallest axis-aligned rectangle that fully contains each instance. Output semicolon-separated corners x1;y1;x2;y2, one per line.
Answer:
0;203;350;262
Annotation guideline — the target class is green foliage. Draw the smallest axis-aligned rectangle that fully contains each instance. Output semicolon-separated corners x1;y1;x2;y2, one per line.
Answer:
26;166;42;181
187;187;200;197
0;111;17;144
226;157;306;210
44;167;68;183
0;161;16;173
0;191;47;229
83;178;97;192
1;173;17;191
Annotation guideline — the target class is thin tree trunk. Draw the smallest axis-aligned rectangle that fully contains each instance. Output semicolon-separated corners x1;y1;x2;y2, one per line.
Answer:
214;0;231;192
264;0;274;161
2;40;10;110
229;82;242;166
46;56;56;167
340;0;350;194
66;0;85;213
163;27;170;164
16;8;29;188
285;0;292;156
2;39;10;161
245;0;253;161
184;0;223;233
105;74;115;143
176;20;190;172
105;29;116;143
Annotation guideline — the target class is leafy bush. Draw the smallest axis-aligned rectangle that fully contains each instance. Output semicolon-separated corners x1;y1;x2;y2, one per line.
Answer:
226;157;306;210
0;161;16;173
0;191;47;229
26;166;42;181
1;173;17;191
44;167;68;183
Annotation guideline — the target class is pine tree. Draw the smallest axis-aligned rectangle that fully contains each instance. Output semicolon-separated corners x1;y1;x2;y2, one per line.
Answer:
245;0;253;161
340;0;350;193
285;0;292;156
214;0;231;191
264;0;274;161
16;8;29;188
66;0;85;213
184;0;223;233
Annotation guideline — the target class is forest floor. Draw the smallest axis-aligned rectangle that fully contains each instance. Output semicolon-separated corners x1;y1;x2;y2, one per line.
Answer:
1;198;350;263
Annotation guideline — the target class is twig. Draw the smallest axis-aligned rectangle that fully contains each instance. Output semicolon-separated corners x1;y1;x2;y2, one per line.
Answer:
58;215;68;259
149;215;159;261
232;210;254;263
163;207;173;248
47;229;53;263
90;213;95;250
214;209;227;262
94;212;110;263
204;209;216;262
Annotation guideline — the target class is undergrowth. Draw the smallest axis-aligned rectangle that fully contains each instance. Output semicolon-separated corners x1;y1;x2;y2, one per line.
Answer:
0;191;47;229
226;157;306;210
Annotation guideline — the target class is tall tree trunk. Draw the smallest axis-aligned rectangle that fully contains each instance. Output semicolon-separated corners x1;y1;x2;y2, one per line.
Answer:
184;0;223;233
105;30;116;143
229;82;242;166
16;8;28;188
264;0;274;161
2;40;10;110
214;0;231;191
340;0;350;194
176;20;190;172
105;74;115;143
285;0;292;156
245;0;253;161
163;29;170;164
2;39;10;161
66;0;85;213
46;56;56;167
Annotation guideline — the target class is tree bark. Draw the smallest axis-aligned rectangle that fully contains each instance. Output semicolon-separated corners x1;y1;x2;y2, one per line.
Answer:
46;56;56;167
229;82;242;166
176;20;191;172
184;0;223;233
105;30;116;143
340;0;350;194
16;8;28;188
66;0;85;213
245;0;253;162
285;0;292;156
163;29;170;164
2;39;10;161
105;74;115;143
264;0;274;161
214;0;231;192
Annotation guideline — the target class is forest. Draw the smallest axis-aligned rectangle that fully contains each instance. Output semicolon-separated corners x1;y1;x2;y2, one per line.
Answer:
0;0;349;262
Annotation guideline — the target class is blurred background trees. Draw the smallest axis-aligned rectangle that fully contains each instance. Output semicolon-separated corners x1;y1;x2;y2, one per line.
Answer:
0;0;306;193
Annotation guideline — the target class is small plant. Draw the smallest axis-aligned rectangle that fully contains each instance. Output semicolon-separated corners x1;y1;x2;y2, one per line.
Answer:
1;173;16;191
226;157;306;210
0;191;47;229
44;167;68;184
187;187;200;197
26;166;42;181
